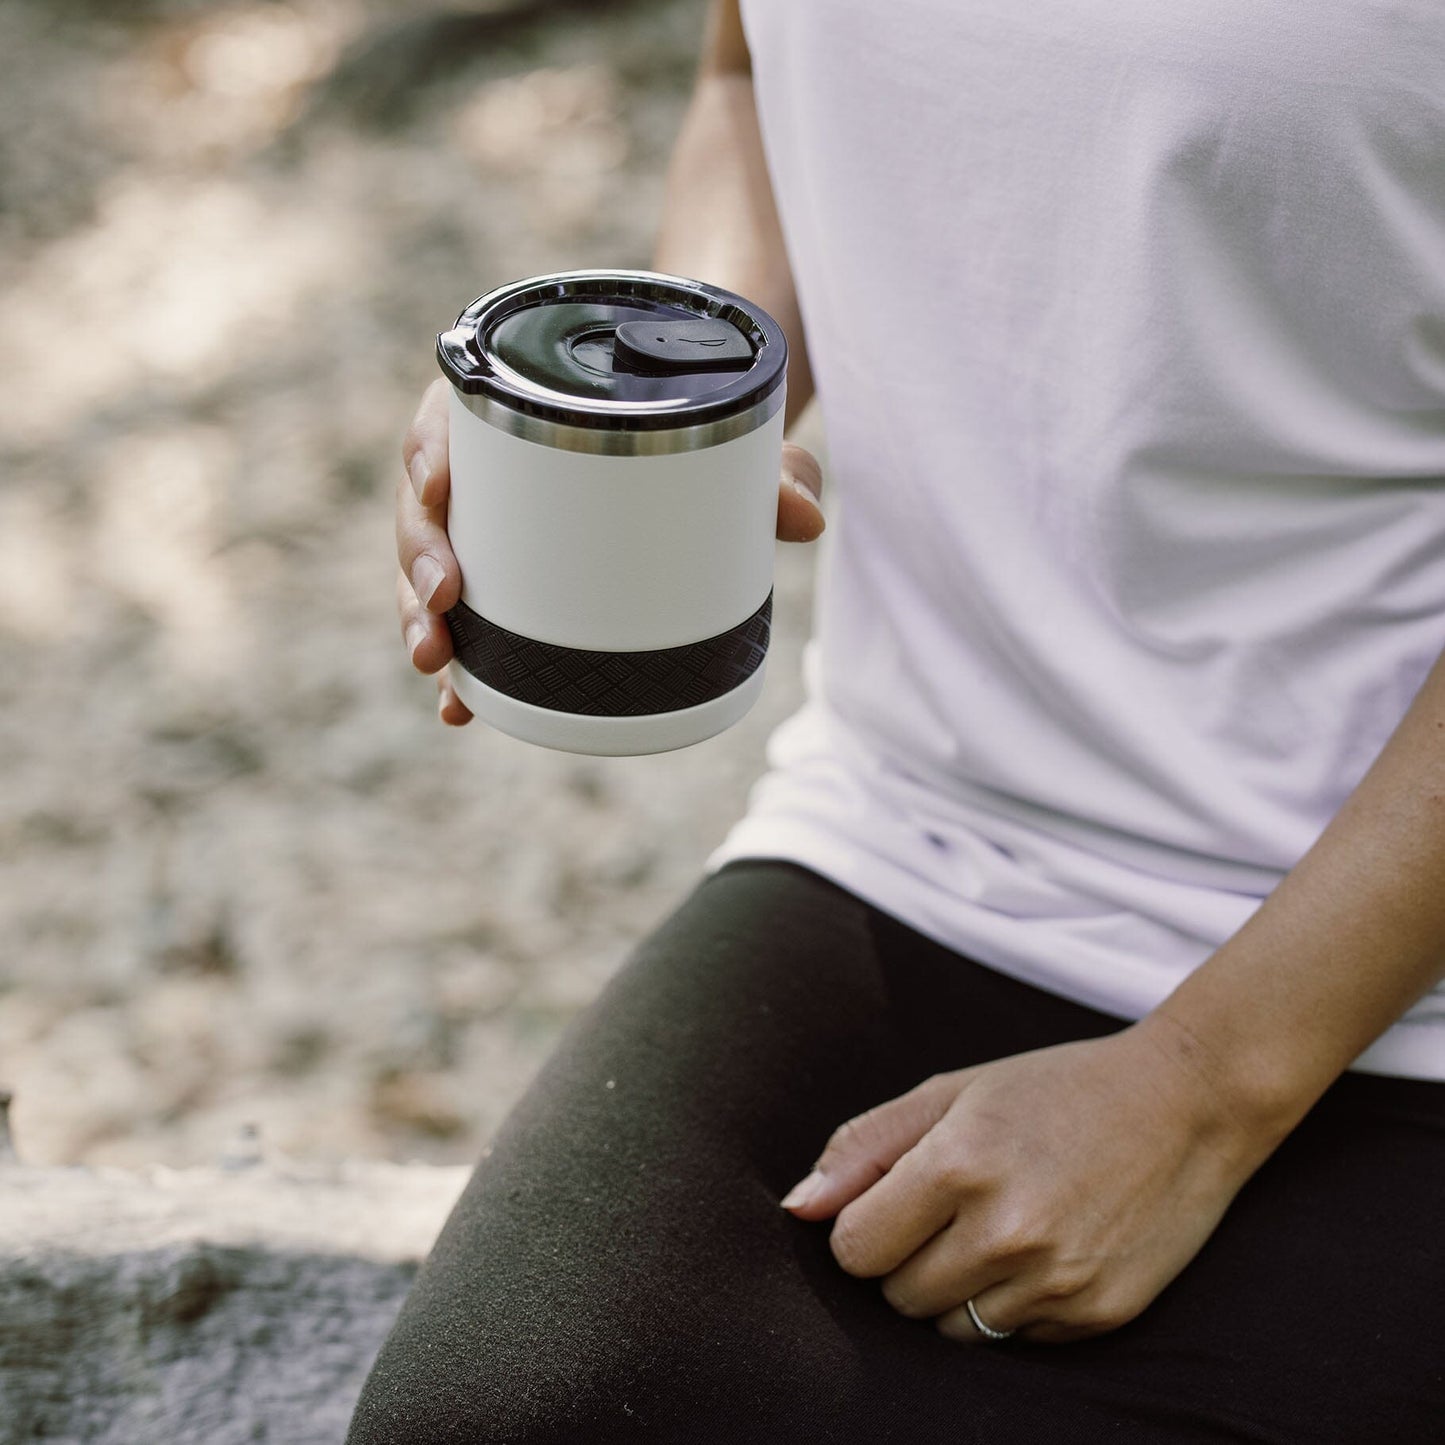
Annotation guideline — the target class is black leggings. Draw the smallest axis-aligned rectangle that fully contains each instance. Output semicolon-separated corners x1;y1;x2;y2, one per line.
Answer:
346;860;1445;1443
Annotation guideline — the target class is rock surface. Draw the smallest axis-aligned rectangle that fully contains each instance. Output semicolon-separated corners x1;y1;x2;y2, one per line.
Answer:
0;1150;469;1445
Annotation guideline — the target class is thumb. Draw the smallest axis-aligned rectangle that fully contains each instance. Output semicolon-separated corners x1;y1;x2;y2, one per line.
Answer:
776;442;825;543
780;1072;964;1220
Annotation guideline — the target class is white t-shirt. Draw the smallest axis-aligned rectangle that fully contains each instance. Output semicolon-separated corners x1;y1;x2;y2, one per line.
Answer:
709;0;1445;1081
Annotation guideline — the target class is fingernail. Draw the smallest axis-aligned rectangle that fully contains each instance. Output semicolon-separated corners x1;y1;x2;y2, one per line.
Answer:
412;554;445;609
404;620;426;662
787;474;824;515
781;1171;824;1210
409;450;433;504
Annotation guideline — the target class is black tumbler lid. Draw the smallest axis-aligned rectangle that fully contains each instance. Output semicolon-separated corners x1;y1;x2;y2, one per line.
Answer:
437;270;787;433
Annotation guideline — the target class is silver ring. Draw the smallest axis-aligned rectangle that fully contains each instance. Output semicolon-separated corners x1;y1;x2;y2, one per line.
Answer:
965;1297;1015;1341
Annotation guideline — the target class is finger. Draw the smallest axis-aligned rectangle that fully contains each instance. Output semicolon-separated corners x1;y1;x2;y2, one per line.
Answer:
826;1130;971;1279
396;467;461;616
782;1071;962;1221
403;379;453;509
436;667;474;726
775;442;825;543
880;1217;1009;1322
396;568;454;675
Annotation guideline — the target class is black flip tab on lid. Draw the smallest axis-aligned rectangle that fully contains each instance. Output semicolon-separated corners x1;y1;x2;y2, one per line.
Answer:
612;318;754;373
437;270;786;433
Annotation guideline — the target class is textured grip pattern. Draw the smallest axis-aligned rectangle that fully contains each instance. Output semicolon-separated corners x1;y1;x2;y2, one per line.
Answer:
446;593;771;717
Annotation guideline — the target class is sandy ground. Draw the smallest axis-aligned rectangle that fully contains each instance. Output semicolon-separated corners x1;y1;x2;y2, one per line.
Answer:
0;0;822;1169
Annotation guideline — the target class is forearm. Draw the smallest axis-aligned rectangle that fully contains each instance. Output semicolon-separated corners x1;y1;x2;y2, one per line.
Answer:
652;69;814;427
1140;641;1445;1147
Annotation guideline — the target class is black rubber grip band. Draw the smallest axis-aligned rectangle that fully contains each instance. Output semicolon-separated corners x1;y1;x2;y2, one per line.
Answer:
445;592;772;717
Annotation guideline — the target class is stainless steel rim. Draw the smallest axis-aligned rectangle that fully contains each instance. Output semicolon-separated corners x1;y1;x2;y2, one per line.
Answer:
452;382;785;455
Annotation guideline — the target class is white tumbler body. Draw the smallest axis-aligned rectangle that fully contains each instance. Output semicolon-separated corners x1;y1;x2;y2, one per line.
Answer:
445;396;784;755
447;391;783;652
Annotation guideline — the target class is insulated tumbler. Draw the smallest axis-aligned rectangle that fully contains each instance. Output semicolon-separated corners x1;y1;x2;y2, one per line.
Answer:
436;269;788;755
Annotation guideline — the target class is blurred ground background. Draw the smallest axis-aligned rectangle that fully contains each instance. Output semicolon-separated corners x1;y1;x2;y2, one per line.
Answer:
0;0;820;1169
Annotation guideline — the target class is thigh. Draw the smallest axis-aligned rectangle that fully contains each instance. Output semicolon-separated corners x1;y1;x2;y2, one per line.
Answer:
347;862;1445;1443
345;860;930;1444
